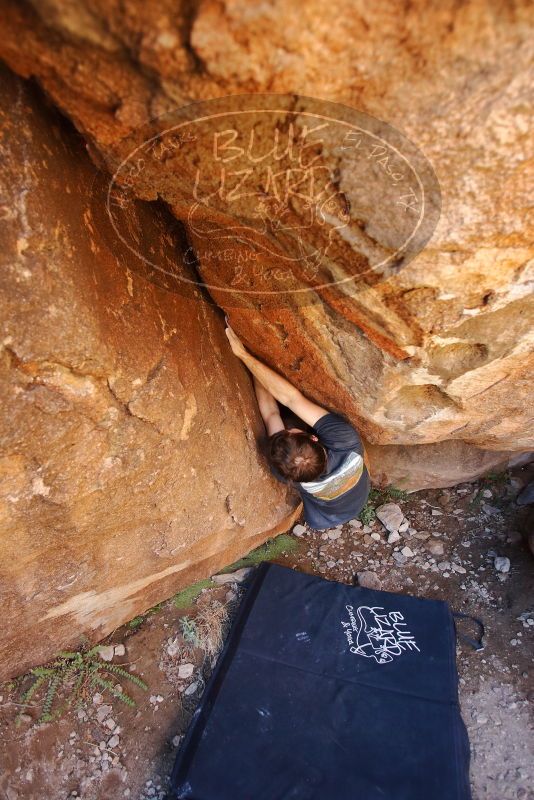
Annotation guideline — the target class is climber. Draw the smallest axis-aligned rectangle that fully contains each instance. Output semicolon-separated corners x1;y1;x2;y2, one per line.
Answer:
225;325;370;530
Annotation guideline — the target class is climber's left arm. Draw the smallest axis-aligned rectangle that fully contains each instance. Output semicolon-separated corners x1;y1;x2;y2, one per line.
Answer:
253;376;285;436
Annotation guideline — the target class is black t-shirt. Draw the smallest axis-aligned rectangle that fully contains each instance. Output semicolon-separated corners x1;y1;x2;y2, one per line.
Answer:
272;412;370;530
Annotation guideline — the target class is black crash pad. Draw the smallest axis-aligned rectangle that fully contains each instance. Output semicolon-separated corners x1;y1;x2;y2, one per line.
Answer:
171;562;472;800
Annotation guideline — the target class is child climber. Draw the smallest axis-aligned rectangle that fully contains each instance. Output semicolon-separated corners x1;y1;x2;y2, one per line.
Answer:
225;325;370;530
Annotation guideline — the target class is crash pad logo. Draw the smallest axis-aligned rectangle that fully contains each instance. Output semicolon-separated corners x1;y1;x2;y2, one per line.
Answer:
341;605;420;665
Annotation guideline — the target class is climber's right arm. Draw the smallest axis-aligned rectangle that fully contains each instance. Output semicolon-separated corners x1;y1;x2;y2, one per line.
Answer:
285;390;328;428
225;325;328;428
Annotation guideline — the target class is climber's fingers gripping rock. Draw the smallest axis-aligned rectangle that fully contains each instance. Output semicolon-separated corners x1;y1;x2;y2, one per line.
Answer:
225;325;248;361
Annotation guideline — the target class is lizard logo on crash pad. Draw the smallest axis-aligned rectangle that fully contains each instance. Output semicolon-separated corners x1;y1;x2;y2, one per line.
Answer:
341;604;420;664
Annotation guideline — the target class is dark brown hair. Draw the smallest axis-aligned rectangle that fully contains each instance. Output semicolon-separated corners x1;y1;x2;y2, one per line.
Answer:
268;430;327;482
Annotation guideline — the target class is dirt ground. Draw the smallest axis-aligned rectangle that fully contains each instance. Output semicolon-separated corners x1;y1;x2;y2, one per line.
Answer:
1;466;533;800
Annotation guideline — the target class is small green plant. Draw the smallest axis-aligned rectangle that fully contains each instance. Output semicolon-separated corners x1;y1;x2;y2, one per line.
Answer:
468;489;483;509
180;616;201;647
16;647;148;725
468;470;511;510
359;501;376;525
483;469;510;485
381;486;409;502
220;534;299;573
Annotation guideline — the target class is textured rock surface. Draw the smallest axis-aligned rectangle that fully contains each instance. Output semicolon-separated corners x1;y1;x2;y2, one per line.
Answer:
0;0;533;490
0;67;299;681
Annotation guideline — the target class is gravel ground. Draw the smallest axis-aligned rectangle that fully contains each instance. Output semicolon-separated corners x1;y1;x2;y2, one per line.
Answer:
0;466;532;799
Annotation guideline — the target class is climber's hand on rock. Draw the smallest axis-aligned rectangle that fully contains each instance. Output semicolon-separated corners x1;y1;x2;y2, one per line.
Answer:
225;325;248;360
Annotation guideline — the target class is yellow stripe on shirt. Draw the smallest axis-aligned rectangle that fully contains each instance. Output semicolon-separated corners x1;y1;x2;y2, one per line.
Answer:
300;451;364;501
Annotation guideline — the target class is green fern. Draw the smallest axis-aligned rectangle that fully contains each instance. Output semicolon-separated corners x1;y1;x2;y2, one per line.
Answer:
483;469;510;485
20;674;46;705
70;671;86;708
91;674;136;707
31;666;55;677
104;663;148;690
40;675;61;723
15;673;47;725
15;644;148;726
383;486;409;501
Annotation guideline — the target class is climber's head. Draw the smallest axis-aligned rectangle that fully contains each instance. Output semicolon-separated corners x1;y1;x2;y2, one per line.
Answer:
268;428;327;482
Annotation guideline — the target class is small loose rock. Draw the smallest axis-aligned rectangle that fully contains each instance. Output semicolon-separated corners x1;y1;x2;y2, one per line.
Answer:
178;663;194;679
212;568;251;584
96;705;112;724
426;539;445;556
494;556;510;574
166;640;180;657
98;645;115;662
149;695;164;705
356;570;382;590
375;503;404;533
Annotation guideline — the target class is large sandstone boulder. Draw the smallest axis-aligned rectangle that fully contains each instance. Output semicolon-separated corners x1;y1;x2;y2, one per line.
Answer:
0;0;531;488
0;66;299;681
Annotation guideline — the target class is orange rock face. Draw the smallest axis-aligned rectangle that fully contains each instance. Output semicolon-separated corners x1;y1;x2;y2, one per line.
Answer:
0;0;531;490
0;67;300;680
0;0;533;488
